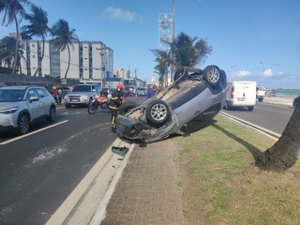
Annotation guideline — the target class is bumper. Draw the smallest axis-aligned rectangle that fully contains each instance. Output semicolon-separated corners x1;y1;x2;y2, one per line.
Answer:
0;113;18;129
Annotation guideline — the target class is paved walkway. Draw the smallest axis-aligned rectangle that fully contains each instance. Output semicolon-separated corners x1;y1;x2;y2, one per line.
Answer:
263;96;293;107
100;139;186;225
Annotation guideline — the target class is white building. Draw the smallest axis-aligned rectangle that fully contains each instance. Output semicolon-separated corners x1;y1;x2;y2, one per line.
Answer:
18;38;113;83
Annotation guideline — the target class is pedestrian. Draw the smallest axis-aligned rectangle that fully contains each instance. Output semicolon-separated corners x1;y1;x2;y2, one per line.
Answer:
147;87;156;99
58;87;63;104
52;87;59;104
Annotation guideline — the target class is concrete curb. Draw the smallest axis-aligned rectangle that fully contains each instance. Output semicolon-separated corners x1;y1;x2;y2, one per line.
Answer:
45;138;133;225
220;111;280;140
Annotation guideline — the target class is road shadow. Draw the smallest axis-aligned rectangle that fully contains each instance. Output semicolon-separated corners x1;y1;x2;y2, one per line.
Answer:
211;123;262;161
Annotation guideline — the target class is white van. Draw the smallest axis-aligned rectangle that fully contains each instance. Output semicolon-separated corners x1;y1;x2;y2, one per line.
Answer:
225;81;257;111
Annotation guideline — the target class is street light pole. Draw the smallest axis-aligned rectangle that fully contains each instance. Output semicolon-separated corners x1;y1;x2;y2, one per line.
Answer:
170;0;175;84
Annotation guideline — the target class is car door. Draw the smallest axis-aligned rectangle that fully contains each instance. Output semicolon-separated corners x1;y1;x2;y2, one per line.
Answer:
26;88;42;120
36;88;50;116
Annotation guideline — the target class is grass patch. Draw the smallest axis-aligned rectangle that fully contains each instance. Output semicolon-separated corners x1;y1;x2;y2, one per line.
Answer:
177;115;300;225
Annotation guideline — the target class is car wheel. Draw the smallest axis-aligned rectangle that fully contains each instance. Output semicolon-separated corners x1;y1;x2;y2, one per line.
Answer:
203;65;221;87
18;114;30;135
146;99;170;126
48;106;56;122
119;101;138;115
248;106;254;111
65;104;71;108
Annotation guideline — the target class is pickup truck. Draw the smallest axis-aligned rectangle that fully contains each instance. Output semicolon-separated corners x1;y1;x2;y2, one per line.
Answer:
256;85;266;102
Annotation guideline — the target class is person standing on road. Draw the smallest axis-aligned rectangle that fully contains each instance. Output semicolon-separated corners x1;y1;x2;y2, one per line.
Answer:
108;83;124;130
52;87;59;104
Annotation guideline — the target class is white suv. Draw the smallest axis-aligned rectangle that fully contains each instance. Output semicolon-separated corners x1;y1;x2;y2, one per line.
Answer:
0;86;56;134
64;83;101;108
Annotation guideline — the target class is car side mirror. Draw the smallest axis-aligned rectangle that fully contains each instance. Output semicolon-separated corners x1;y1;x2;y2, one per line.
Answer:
29;96;39;102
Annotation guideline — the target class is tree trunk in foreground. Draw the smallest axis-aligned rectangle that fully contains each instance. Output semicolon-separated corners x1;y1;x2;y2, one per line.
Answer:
256;105;300;171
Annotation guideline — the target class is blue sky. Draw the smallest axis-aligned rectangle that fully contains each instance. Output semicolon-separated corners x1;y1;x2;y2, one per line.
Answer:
1;0;300;88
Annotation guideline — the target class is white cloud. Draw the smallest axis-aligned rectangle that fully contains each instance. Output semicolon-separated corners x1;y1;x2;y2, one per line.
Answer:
262;69;274;78
231;70;252;78
104;7;137;22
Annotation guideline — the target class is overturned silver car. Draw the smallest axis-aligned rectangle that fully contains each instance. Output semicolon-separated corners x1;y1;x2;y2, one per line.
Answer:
116;65;228;143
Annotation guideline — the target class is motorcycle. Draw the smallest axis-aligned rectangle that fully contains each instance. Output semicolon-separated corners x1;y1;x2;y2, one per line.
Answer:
88;95;109;114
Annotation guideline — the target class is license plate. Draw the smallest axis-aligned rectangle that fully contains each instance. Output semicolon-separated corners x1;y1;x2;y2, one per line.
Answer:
237;97;245;101
71;99;79;102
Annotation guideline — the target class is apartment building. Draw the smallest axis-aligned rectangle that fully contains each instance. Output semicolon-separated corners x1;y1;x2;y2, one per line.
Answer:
19;39;113;82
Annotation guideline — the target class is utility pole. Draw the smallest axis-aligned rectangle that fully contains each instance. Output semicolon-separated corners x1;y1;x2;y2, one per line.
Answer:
172;0;175;42
170;0;175;84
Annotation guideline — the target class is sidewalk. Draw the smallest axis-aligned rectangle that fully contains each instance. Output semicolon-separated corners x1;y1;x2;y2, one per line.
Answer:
263;96;293;107
99;139;186;225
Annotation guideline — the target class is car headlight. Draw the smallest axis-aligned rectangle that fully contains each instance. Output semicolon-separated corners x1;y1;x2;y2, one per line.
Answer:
0;107;19;114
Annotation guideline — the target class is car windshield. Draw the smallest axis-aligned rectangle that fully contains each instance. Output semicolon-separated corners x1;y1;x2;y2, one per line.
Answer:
0;89;25;102
72;85;91;92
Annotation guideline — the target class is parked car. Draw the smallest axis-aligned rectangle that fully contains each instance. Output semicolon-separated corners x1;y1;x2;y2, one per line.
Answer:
100;87;117;97
64;83;101;108
115;65;228;143
136;87;148;96
0;86;56;134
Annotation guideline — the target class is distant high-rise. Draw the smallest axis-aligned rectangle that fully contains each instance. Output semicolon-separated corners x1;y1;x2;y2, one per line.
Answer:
19;38;113;82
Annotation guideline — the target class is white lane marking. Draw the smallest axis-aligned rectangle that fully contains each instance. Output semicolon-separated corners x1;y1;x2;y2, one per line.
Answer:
0;120;69;145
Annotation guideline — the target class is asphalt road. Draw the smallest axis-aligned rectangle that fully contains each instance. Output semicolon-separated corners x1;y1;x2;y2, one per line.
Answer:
0;105;117;225
221;101;294;134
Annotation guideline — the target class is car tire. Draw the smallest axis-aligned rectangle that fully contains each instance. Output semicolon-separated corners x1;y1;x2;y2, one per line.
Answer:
146;99;170;126
203;65;221;87
65;103;71;108
47;106;56;122
248;106;254;111
18;114;30;135
119;101;138;115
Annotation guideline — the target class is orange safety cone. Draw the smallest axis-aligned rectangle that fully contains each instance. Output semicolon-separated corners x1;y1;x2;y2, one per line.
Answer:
122;96;125;104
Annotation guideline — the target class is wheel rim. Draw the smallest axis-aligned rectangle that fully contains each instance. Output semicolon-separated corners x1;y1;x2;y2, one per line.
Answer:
19;116;29;133
208;68;220;84
150;103;168;121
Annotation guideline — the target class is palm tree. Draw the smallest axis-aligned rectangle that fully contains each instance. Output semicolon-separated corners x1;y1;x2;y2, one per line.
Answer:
51;19;77;79
0;0;30;75
166;32;212;70
153;63;165;86
256;105;300;171
151;49;172;87
21;4;50;76
0;36;14;67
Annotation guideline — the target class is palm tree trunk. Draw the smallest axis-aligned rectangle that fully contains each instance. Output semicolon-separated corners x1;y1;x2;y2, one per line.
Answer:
164;65;168;87
256;106;300;171
12;14;19;75
64;44;71;79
